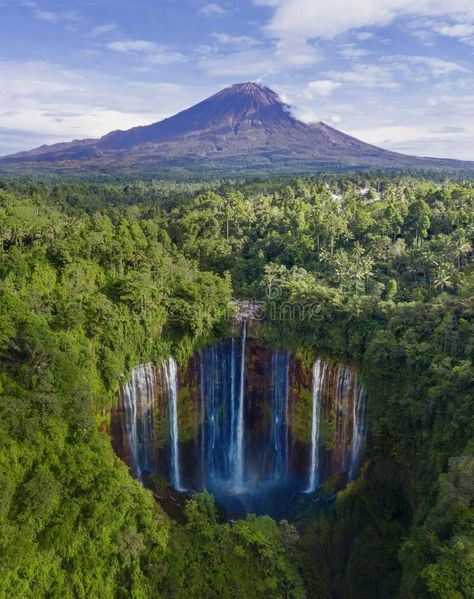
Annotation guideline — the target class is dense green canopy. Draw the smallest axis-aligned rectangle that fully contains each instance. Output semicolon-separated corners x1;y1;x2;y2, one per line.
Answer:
0;175;473;597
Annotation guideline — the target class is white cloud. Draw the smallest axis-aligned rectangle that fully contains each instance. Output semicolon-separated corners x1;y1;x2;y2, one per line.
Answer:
22;0;80;25
405;55;468;76
277;72;474;159
339;44;370;59
327;64;400;89
307;80;342;96
211;33;258;46
384;54;469;77
349;122;474;159
0;60;209;154
275;38;319;65
319;85;474;160
352;124;431;144
199;37;318;77
258;0;474;40
356;31;374;40
89;24;119;37
107;39;187;64
200;3;227;16
36;11;59;22
292;108;321;122
108;40;156;53
199;49;276;77
433;22;474;43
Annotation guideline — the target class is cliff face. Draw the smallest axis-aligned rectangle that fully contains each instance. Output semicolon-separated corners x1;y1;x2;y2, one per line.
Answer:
110;337;366;516
110;363;171;481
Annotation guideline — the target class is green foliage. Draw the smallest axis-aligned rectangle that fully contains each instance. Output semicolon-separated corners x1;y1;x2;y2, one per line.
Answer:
0;191;234;597
1;175;473;597
399;450;474;598
161;493;305;598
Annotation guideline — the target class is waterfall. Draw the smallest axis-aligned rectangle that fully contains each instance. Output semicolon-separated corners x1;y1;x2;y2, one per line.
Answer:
200;340;238;487
229;337;237;471
234;320;247;488
349;379;367;480
120;372;138;478
114;342;367;517
199;349;206;485
330;365;355;476
306;358;327;493
119;364;157;480
271;349;290;478
163;357;182;491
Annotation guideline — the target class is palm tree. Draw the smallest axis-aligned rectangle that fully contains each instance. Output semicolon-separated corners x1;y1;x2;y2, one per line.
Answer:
433;265;454;291
263;264;287;299
361;256;374;292
452;237;472;269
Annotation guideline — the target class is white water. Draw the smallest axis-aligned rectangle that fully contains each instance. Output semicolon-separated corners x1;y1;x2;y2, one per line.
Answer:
306;358;327;493
271;349;290;478
118;345;367;510
234;321;247;488
349;378;367;481
163;357;182;491
120;370;139;478
120;364;156;480
229;337;237;474
199;349;206;483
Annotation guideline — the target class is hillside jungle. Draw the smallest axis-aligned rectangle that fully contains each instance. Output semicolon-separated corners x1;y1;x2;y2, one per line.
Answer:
0;174;473;598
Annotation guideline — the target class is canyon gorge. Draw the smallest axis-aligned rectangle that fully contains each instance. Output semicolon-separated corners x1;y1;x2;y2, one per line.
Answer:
111;324;367;518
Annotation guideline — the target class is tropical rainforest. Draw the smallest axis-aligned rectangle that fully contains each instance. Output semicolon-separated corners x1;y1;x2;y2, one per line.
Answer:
0;174;473;598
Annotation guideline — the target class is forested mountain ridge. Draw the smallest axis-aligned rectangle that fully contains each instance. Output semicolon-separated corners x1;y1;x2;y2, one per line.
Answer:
0;175;473;597
2;83;474;174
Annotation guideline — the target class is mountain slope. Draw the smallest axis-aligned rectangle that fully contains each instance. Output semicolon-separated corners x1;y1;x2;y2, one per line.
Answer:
2;82;473;173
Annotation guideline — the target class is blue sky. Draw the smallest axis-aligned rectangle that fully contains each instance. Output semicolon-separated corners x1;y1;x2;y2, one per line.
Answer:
1;0;474;159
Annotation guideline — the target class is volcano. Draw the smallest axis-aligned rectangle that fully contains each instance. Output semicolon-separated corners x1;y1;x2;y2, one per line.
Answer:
2;81;473;173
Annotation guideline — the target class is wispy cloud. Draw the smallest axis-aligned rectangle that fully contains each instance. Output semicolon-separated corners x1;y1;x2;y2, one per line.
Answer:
0;60;206;154
339;44;370;60
199;48;276;77
89;24;119;38
199;37;318;77
107;39;187;65
350;122;474;159
211;33;258;47
108;40;156;53
356;31;374;41
258;0;474;40
326;64;400;89
382;54;469;78
200;3;227;16
433;22;474;44
22;0;80;25
306;80;342;97
404;55;468;76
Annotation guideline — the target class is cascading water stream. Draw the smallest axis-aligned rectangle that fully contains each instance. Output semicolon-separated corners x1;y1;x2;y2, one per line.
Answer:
163;357;182;491
233;321;247;489
349;379;367;480
331;365;352;475
229;338;237;475
306;358;327;493
115;343;367;517
120;370;139;477
200;340;238;488
271;349;290;479
119;364;157;480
